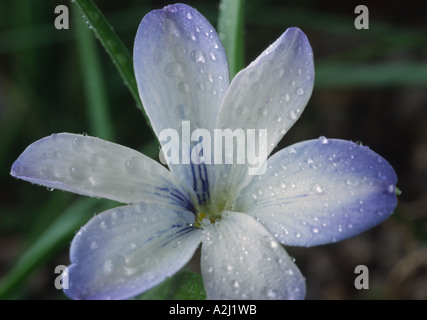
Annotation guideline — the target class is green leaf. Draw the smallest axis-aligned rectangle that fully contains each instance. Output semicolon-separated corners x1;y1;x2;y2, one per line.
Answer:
73;8;114;142
218;0;245;79
71;0;148;125
137;270;206;300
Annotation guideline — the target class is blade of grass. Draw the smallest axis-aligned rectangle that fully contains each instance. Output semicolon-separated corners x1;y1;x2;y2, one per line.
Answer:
218;0;245;79
73;8;114;142
71;0;146;123
0;197;114;299
316;62;427;87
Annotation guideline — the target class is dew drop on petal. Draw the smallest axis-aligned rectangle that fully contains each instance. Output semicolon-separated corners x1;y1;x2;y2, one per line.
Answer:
190;49;206;63
295;88;304;96
287;110;298;120
280;92;290;103
310;183;325;194
272;68;284;79
163;61;182;77
273;115;282;123
257;107;268;116
70;164;87;181
185;11;193;20
178;81;190;93
209;51;216;61
319;136;329;144
103;255;125;275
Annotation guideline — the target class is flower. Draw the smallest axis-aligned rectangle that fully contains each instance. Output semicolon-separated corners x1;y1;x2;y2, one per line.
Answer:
10;3;398;300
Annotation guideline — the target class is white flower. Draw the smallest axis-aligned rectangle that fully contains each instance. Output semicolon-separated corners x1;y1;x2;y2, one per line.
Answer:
10;3;397;300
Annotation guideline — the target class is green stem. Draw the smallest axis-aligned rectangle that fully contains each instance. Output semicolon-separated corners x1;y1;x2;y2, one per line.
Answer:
218;0;245;80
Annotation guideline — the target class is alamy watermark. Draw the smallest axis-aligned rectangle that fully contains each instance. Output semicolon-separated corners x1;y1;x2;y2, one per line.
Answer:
54;265;69;290
354;5;369;30
158;121;268;175
354;265;369;289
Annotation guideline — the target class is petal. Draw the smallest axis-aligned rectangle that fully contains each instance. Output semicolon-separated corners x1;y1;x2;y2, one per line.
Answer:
64;203;202;300
134;3;229;199
211;27;314;200
10;133;194;207
218;27;314;157
134;3;228;136
201;211;305;300
236;138;398;247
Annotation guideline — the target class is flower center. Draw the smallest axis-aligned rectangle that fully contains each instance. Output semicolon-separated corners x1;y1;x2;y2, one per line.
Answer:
193;211;221;228
193;194;230;228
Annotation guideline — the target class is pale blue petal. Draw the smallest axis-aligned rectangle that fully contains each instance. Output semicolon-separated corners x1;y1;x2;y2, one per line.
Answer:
236;138;398;247
201;211;305;300
64;203;202;300
134;3;228;133
211;27;314;204
134;3;229;204
10;133;194;208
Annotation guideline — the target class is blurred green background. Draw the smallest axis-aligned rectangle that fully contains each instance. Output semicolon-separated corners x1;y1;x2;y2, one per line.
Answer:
1;0;426;299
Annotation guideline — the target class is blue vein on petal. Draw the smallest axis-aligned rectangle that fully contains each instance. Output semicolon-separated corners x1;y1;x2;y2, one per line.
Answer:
159;226;197;248
154;186;196;213
188;142;210;206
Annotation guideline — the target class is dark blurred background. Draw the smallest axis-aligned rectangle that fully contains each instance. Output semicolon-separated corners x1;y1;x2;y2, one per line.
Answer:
0;0;426;299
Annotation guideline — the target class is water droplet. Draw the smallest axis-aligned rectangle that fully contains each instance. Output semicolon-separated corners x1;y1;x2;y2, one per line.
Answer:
272;68;284;78
178;81;190;93
266;289;277;298
189;32;197;41
90;153;99;163
257;107;268;116
103;255;125;275
201;218;211;227
185;11;193;20
386;184;395;194
251;81;262;92
70;164;87;181
234;105;244;115
90;241;98;250
209;51;216;61
287;110;298;120
319;136;329;144
173;239;182;248
274;115;282;123
125;157;142;174
100;220;111;230
163;61;182;77
72;137;83;150
295;87;304;96
190;49;206;63
280;93;290;103
310;183;325;194
112;211;123;220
